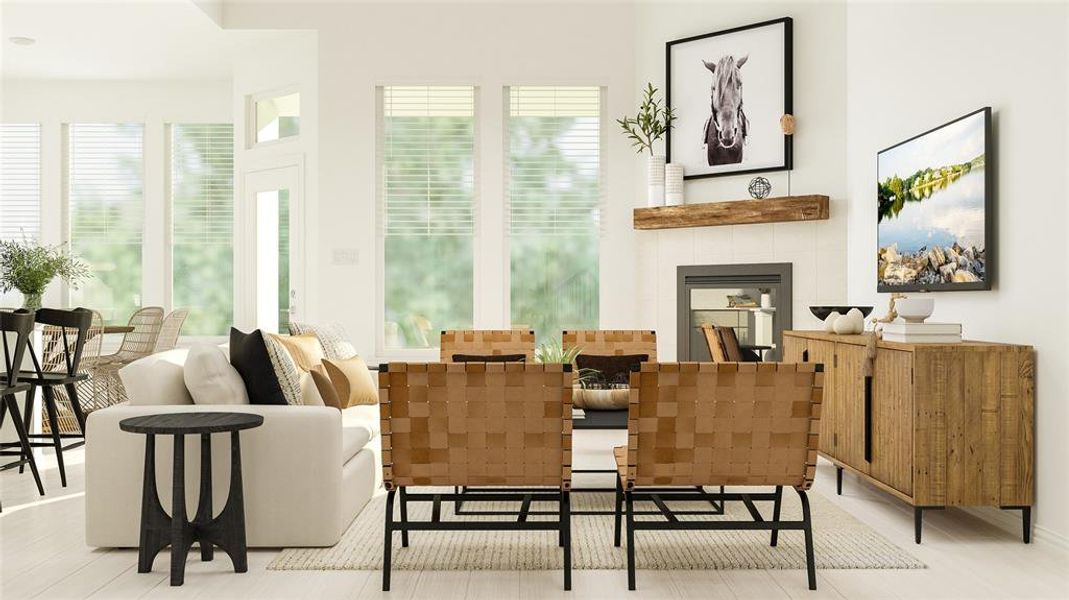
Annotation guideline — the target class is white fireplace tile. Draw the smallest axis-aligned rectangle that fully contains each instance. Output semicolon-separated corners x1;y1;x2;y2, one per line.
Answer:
695;227;734;262
773;221;817;254
732;224;774;256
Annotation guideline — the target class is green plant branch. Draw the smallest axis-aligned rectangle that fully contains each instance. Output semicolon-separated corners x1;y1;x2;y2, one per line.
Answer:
617;82;676;156
0;240;92;297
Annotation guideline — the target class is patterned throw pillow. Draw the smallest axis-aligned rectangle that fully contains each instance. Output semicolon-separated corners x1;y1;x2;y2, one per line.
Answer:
288;321;357;360
264;334;304;405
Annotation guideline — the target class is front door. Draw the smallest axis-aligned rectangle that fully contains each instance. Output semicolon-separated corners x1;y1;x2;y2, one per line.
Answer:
242;165;302;334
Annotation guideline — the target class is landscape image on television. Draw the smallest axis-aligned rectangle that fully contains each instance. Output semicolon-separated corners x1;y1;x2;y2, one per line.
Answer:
877;108;989;290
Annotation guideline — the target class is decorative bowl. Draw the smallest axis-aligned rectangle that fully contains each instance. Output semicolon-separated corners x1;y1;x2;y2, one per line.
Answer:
895;298;935;323
809;306;873;321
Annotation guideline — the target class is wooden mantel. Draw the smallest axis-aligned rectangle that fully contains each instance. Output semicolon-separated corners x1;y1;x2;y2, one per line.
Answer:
633;194;829;230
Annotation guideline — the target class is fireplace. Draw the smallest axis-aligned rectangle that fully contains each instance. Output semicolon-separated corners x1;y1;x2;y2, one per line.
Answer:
677;263;792;361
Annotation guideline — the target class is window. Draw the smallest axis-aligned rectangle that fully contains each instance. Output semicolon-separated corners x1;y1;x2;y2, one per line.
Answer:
506;86;601;342
67;123;144;324
379;86;476;350
0;123;41;242
255;92;300;144
170;123;234;336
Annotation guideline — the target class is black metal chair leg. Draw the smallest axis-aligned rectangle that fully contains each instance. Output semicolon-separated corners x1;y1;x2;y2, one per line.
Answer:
561;490;571;591
625;490;636;591
770;485;783;547
613;476;623;547
383;489;396;591
6;395;44;495
798;489;817;591
399;487;409;547
41;387;67;486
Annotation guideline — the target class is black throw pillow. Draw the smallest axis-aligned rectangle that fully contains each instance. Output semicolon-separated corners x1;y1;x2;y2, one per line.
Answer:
575;354;649;385
229;328;287;405
451;353;527;363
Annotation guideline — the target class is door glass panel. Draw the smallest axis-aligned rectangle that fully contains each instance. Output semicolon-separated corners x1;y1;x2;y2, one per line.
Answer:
689;287;777;359
255;189;291;333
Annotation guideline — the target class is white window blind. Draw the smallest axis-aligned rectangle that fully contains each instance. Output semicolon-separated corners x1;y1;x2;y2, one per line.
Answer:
0;123;41;242
507;86;602;236
68;123;145;323
380;86;476;236
378;86;476;350
170;123;234;335
68;123;145;244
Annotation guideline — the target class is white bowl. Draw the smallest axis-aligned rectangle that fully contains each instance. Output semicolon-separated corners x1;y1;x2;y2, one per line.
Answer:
896;297;935;323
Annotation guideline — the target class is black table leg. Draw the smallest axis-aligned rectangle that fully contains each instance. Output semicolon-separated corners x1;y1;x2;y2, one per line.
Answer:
195;433;214;562
170;434;192;586
137;433;170;574
213;430;249;573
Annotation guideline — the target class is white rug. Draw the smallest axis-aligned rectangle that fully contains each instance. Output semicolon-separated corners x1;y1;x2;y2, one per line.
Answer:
268;488;924;571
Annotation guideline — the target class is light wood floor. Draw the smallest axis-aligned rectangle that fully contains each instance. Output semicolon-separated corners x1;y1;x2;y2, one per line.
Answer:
1;431;1067;599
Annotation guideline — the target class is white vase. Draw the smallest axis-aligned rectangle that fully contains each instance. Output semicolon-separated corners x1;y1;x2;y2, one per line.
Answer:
664;163;684;206
647;155;666;207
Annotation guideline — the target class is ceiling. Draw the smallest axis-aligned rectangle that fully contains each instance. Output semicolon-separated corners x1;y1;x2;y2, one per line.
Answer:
0;0;298;80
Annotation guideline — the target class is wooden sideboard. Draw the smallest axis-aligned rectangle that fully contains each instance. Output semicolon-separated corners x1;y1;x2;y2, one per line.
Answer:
783;330;1034;543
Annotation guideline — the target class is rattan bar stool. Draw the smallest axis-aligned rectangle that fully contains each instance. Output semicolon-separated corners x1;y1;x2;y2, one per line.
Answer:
379;362;574;591
613;361;825;591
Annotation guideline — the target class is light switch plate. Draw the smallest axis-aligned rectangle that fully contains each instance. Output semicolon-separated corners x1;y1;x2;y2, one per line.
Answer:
332;248;359;265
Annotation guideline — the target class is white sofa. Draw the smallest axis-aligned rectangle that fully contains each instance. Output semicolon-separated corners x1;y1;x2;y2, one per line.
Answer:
84;349;381;548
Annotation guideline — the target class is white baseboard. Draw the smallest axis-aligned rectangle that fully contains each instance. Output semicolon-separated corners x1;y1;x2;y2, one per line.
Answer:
960;506;1069;550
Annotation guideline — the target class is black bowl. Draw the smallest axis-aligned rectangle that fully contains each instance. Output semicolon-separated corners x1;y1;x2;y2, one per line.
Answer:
809;305;874;321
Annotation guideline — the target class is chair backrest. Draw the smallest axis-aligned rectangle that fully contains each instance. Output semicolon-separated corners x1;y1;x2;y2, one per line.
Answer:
32;307;93;377
623;362;824;491
80;310;106;365
700;324;728;363
1;309;34;389
562;330;657;362
439;330;536;363
716;326;747;362
379;362;573;489
154;308;190;352
117;306;165;356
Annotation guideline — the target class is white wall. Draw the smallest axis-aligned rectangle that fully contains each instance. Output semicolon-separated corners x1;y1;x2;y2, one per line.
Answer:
632;1;848;359
0;79;232;310
844;1;1069;544
224;2;639;359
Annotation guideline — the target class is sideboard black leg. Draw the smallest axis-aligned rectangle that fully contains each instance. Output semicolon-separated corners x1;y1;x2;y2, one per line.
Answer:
836;466;843;496
1022;506;1032;544
914;506;923;544
170;434;191;586
195;433;214;562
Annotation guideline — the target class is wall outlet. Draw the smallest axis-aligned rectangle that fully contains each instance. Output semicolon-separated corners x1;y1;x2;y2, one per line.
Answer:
332;248;359;265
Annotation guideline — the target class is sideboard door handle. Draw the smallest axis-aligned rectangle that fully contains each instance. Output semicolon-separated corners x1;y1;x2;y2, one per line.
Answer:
864;375;873;463
802;349;809;362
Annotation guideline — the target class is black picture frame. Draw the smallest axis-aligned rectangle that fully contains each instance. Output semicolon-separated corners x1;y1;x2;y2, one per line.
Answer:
876;107;994;293
665;17;793;180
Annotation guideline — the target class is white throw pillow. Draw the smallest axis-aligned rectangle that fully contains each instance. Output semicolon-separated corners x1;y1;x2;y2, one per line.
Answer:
183;344;250;406
120;349;194;406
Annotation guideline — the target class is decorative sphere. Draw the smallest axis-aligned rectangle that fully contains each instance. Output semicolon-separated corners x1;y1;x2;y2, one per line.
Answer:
748;176;772;199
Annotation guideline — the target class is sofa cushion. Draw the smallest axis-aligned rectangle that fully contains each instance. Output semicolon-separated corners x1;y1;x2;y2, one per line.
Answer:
184;344;249;405
271;333;325;372
119;349;193;406
322;356;378;407
264;334;304;405
341;419;373;464
288;321;356;360
310;365;342;410
343;404;381;440
229;328;287;405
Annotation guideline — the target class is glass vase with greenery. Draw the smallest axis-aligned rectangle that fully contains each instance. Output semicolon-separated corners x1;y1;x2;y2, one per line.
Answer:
0;240;91;310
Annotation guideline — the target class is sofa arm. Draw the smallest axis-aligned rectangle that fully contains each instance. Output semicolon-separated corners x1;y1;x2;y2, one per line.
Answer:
86;403;345;548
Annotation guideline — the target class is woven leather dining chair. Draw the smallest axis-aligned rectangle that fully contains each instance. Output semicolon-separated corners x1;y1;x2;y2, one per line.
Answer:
613;362;825;591
561;330;657;360
439;329;536;363
0;309;39;509
379;362;574;591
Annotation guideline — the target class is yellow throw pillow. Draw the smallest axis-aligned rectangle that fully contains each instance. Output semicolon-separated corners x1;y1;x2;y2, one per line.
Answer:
309;364;342;410
322;356;379;407
270;333;325;372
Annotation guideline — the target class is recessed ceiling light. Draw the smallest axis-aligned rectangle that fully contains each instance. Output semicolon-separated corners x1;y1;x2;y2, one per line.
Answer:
9;36;36;46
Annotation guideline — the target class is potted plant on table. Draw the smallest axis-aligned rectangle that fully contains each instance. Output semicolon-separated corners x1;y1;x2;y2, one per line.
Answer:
617;82;676;207
0;240;91;310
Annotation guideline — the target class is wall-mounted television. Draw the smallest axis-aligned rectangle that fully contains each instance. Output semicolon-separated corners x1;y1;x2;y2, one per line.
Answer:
877;107;992;292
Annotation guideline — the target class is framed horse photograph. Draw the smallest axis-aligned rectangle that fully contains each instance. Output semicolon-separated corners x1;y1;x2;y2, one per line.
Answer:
666;17;793;180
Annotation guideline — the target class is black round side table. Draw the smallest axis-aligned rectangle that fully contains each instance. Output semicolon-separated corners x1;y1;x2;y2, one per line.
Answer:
120;412;264;586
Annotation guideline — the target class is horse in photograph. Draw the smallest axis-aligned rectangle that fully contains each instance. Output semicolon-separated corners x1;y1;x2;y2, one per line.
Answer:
702;55;749;166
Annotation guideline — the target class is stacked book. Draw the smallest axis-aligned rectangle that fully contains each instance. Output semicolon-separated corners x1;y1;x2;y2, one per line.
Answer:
883;321;962;344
